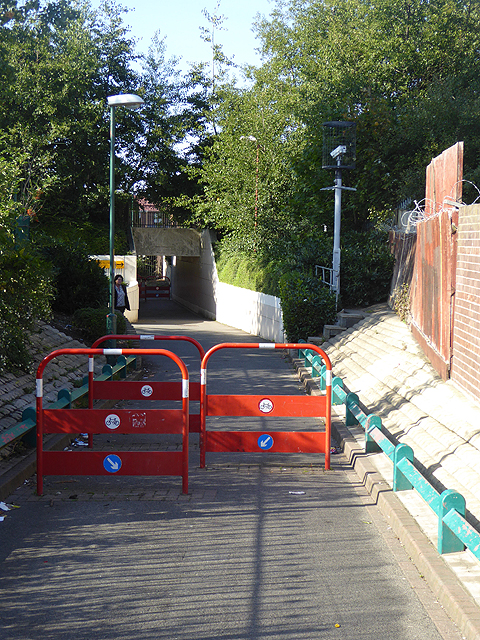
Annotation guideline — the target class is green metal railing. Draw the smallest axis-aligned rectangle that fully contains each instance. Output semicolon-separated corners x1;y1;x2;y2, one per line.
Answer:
0;355;136;451
298;342;480;560
299;346;345;405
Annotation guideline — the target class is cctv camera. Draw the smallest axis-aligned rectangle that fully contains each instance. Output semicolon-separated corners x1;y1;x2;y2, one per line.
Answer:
330;145;347;159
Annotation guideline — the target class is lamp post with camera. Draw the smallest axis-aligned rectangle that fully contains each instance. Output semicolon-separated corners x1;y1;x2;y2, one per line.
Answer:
320;121;356;306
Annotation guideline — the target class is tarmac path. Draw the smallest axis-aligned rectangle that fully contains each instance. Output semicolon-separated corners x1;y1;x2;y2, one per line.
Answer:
0;300;465;640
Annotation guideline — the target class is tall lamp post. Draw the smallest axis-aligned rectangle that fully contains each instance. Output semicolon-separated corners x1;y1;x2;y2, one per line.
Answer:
106;93;144;337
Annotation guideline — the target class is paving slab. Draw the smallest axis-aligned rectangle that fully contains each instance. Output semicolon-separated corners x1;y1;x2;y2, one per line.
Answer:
1;454;466;640
0;298;476;640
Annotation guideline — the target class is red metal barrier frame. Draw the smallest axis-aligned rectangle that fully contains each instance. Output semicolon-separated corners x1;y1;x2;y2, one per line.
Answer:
36;348;189;495
89;334;204;432
139;278;171;302
89;381;201;433
91;333;205;358
199;343;332;469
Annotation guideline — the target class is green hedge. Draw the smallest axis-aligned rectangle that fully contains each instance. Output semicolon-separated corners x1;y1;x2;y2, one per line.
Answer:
215;229;394;309
279;272;337;341
216;252;285;297
341;231;394;307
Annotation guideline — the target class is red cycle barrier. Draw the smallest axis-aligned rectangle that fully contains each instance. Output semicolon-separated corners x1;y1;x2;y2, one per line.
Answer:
199;343;332;469
139;277;170;302
90;334;204;433
36;348;189;495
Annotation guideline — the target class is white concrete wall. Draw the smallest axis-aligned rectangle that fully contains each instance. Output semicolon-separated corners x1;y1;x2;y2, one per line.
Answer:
172;230;285;342
124;283;139;323
171;231;218;319
215;282;286;343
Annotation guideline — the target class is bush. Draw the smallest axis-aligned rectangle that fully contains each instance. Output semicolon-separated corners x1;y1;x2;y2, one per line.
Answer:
340;230;394;307
35;238;109;314
72;308;126;342
392;282;410;322
254;260;285;297
279;272;337;341
0;244;53;373
213;228;394;338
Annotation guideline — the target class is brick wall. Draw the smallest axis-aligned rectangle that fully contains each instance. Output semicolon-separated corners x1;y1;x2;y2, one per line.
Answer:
451;204;480;402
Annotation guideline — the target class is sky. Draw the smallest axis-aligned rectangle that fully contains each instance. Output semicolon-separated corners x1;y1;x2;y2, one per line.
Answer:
91;0;275;76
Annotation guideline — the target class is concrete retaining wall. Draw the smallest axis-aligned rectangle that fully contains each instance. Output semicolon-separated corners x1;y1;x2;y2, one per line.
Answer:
171;231;217;319
215;283;285;343
172;230;285;342
132;227;201;257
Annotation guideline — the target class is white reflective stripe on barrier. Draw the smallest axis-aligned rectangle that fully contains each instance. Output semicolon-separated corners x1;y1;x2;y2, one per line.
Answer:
104;349;123;355
182;379;189;399
36;379;43;398
140;335;155;340
201;369;206;386
259;343;275;349
89;358;94;372
325;369;332;386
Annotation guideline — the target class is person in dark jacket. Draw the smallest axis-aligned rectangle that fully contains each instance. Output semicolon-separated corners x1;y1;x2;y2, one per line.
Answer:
114;275;130;313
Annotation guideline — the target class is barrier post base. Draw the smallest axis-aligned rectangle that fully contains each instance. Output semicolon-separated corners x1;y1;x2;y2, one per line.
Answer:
105;313;117;364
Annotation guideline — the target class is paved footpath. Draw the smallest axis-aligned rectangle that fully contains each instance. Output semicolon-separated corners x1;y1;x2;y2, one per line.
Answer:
0;300;471;640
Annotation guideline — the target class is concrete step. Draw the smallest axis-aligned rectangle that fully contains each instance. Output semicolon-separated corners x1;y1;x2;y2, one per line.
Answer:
323;324;347;339
338;310;367;328
322;309;368;339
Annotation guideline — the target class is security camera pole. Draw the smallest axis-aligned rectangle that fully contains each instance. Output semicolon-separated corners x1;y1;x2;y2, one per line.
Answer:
331;145;346;300
320;122;357;307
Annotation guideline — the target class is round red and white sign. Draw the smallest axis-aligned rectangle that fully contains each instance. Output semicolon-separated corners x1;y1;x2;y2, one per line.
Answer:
141;384;153;397
105;414;121;430
258;398;274;414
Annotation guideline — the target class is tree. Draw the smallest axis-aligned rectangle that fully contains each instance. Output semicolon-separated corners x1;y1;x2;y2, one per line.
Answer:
1;2;96;220
0;0;147;229
0;0;219;372
199;0;230;96
0;238;54;373
121;31;208;222
196;78;303;253
251;0;480;222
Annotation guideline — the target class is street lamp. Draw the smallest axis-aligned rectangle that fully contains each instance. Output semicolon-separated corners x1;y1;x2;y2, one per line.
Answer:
106;93;144;336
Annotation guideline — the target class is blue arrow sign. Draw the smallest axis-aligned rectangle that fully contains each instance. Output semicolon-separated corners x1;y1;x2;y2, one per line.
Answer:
258;434;274;451
103;454;122;473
